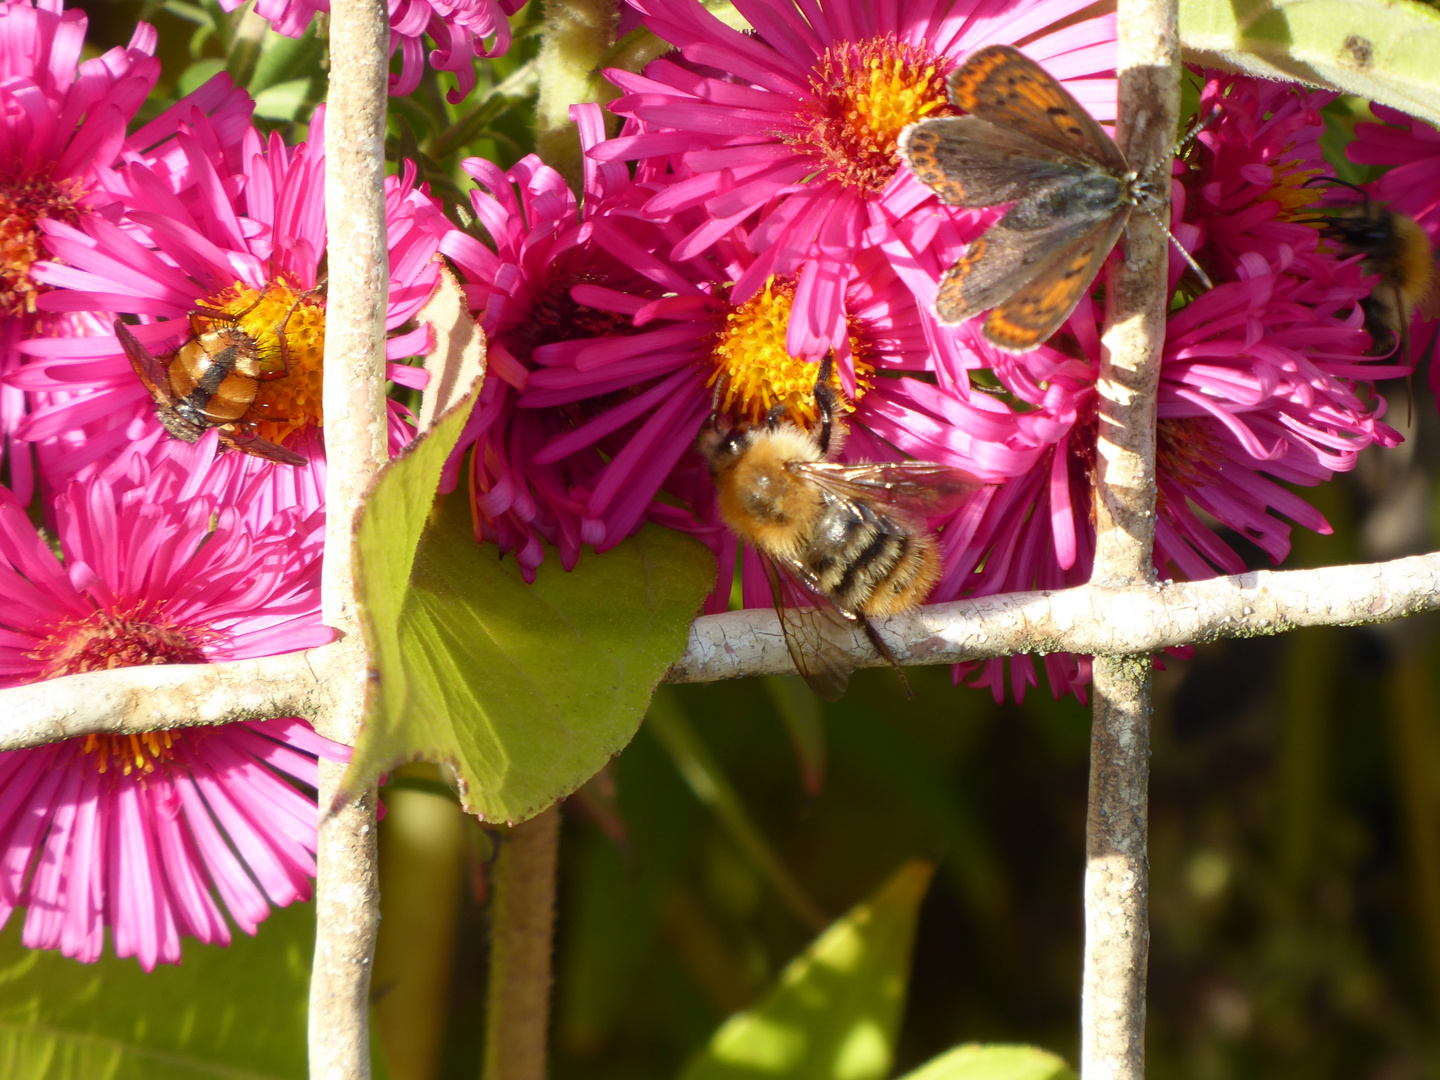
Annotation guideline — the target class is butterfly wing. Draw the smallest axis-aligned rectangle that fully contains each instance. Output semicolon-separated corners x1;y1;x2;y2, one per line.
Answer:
218;425;308;466
789;461;979;519
983;208;1130;352
114;319;172;404
899;116;1092;208
933;208;1114;326
947;45;1128;173
760;551;856;702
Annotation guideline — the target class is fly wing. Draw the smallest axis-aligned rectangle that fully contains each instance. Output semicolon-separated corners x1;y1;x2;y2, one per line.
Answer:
218;426;308;466
114;319;170;403
947;45;1128;172
760;551;856;702
789;461;980;519
899;116;1092;209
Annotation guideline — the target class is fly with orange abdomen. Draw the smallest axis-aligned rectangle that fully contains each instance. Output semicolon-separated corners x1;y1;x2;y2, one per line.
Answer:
116;283;320;466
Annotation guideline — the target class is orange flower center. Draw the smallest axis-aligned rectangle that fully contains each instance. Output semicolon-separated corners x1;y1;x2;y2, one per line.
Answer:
0;168;85;318
798;36;955;194
28;609;215;777
707;277;873;427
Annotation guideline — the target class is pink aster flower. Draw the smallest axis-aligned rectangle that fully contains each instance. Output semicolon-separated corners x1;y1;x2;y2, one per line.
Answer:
0;0;160;501
593;0;1117;358
1183;73;1336;280
15;106;449;508
0;447;341;970
225;0;525;102
439;106;659;578
944;243;1402;702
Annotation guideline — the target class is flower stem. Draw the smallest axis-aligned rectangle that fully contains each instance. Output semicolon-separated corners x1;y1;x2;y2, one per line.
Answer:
311;0;391;1075
535;0;621;187
1083;0;1180;1071
483;805;563;1080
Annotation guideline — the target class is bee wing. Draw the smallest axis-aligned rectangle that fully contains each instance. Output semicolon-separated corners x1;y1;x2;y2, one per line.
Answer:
789;461;980;520
759;552;856;702
218;426;308;466
113;319;170;402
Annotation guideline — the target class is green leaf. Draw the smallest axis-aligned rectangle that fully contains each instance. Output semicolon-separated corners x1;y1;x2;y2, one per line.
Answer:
352;493;715;823
176;59;226;97
679;860;934;1080
346;306;714;822
894;1045;1076;1080
252;79;313;122
1180;0;1440;126
0;902;315;1079
250;25;324;94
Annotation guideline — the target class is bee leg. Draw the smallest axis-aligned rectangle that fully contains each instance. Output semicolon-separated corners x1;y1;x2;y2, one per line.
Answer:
813;355;837;456
861;616;914;698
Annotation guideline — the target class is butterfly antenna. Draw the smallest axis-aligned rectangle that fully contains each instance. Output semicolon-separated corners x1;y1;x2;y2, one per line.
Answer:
1176;105;1221;154
1136;199;1214;290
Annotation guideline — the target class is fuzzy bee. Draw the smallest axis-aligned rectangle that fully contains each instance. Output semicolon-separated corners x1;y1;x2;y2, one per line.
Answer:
1303;178;1438;363
696;357;978;699
115;284;318;466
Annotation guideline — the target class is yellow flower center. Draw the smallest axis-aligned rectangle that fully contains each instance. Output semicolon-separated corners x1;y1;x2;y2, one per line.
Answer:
28;609;215;777
1155;417;1224;507
799;36;955;194
83;730;181;777
0;169;85;318
1262;157;1327;220
195;280;327;443
708;277;872;427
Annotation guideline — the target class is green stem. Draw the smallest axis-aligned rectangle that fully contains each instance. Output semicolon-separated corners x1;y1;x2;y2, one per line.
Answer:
534;0;621;187
482;805;562;1080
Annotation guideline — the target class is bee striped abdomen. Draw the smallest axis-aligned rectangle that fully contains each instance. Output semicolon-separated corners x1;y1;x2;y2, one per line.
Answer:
804;500;939;617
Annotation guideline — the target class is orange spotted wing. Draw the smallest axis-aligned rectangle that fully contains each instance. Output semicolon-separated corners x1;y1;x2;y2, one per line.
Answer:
898;44;1141;353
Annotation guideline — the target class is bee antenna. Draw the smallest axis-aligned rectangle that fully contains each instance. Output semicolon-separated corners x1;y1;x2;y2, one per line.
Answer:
1302;175;1368;198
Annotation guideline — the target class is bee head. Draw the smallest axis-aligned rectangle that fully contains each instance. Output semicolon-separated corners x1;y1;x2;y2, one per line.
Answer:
695;413;754;471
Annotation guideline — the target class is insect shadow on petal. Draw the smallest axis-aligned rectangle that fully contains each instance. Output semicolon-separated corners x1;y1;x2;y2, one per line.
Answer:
898;44;1213;354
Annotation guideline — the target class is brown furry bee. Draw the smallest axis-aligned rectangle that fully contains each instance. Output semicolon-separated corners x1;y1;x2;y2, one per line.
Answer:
1304;178;1438;362
697;357;978;700
115;285;314;466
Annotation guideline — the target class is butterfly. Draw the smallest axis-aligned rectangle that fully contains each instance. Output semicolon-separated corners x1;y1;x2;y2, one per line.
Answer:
898;44;1209;354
